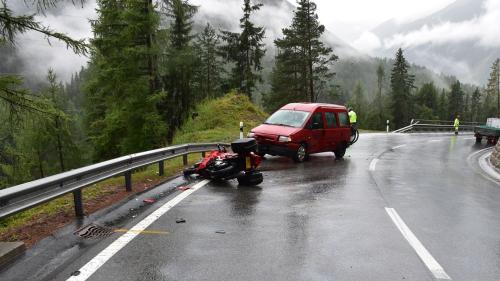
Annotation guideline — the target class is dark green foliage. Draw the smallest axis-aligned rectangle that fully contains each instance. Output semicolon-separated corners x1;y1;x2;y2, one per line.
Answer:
192;23;226;99
263;0;337;112
159;0;199;143
1;70;84;187
448;80;464;119
471;88;481;122
84;0;166;161
485;59;499;118
220;0;266;99
390;48;415;129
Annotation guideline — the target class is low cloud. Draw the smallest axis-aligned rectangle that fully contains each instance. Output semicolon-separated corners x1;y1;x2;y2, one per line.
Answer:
352;31;381;55
384;0;500;49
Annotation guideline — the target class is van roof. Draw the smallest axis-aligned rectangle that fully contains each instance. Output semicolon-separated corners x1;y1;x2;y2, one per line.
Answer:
281;103;347;112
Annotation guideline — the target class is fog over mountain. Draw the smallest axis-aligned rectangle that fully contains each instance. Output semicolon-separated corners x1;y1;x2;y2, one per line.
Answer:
1;0;493;92
370;0;500;85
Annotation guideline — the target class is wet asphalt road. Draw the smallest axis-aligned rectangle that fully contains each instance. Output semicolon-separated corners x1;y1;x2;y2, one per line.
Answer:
1;133;499;281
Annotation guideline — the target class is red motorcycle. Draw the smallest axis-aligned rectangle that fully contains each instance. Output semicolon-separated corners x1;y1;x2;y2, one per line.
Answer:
183;138;263;185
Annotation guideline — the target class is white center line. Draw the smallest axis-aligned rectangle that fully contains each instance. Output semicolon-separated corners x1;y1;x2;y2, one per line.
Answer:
369;158;379;171
385;208;451;280
392;144;407;150
67;180;211;281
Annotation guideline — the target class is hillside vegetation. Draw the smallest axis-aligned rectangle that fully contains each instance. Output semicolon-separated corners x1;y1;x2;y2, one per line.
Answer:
173;93;268;144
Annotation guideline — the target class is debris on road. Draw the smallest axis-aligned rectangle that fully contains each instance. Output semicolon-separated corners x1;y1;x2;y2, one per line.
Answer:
70;270;80;276
176;218;186;223
178;186;191;191
215;230;226;234
143;198;156;204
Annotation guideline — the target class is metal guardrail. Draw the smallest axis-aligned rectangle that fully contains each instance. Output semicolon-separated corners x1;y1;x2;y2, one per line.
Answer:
0;143;227;220
411;119;481;126
393;120;478;133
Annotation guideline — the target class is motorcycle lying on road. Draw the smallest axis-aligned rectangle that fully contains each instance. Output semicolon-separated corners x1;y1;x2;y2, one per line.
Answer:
183;138;264;186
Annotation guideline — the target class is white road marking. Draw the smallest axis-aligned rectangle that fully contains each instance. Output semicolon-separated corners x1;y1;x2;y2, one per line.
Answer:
385;208;451;280
392;144;407;150
369;159;379;171
428;140;442;143
67;180;211;281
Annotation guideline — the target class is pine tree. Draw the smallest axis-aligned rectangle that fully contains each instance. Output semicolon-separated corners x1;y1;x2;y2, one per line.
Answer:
220;0;266;99
486;58;499;117
471;88;481;122
85;0;166;160
159;0;199;143
448;80;464;119
264;0;337;109
0;0;88;115
193;23;225;99
390;48;415;129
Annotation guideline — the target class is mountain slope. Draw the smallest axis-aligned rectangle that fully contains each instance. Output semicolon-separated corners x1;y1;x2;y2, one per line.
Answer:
372;0;498;84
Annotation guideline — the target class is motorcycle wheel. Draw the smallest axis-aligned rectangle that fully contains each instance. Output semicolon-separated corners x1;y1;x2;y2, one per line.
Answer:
237;171;263;186
207;162;239;179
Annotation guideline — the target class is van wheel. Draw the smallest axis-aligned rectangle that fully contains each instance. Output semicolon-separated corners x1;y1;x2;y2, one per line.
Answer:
293;144;308;163
334;145;346;159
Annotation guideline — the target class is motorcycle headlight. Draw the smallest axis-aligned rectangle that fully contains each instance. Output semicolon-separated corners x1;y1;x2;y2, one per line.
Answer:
278;136;292;142
247;132;256;138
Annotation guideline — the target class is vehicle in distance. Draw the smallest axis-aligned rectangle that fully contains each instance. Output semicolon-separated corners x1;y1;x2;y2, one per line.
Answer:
474;118;500;145
248;103;352;162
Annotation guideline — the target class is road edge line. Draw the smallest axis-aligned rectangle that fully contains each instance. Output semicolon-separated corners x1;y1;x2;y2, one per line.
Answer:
369;159;379;171
66;179;211;281
385;208;451;280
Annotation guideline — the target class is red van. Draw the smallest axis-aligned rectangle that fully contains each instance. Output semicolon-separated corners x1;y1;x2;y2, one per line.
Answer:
248;103;352;162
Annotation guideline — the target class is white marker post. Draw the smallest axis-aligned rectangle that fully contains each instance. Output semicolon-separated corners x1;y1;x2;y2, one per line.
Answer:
386;120;390;133
240;121;244;139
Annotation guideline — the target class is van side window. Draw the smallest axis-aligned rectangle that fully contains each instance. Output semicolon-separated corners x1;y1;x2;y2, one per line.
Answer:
308;112;324;129
338;112;349;127
325;112;338;128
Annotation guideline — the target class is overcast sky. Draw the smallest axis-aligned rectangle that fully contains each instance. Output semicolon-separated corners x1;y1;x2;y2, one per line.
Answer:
8;0;460;81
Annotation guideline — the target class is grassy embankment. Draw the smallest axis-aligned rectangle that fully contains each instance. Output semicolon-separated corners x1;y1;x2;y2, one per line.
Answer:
0;93;267;243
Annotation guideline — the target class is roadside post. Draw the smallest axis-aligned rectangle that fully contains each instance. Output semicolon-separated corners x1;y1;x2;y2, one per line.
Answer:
386;120;390;133
240;122;244;139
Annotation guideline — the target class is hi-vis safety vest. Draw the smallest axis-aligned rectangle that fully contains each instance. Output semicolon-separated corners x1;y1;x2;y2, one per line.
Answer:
454;118;460;128
349;111;357;123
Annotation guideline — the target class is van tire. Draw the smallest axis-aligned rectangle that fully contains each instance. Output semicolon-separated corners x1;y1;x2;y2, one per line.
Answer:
334;145;347;159
293;144;308;163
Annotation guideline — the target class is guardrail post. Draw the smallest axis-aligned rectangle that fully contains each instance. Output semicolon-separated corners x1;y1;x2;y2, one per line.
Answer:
73;189;84;217
240;121;244;139
159;161;164;176
386;120;390;133
125;171;132;192
183;154;188;166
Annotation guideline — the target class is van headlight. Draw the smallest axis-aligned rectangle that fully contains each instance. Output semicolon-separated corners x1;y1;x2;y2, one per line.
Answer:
247;132;255;138
278;136;292;142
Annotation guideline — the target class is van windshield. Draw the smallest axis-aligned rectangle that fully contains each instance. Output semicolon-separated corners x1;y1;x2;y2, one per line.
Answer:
265;110;310;128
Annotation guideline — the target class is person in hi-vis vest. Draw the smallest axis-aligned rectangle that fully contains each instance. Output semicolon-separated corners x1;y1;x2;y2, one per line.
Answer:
454;115;460;135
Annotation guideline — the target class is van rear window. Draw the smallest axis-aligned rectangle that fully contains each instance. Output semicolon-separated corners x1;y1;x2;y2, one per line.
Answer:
265;110;310;128
338;112;349;127
325;112;338;128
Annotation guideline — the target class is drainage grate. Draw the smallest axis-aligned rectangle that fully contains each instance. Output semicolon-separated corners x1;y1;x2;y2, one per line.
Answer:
74;223;115;239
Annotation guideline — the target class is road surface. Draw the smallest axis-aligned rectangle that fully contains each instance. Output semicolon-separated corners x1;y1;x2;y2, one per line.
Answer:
1;133;499;281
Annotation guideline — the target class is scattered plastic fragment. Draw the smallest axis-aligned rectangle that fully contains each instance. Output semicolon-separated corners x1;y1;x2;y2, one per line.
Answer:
146;178;153;182
178;186;191;191
143;198;156;204
215;230;226;234
71;271;81;276
176;218;186;223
